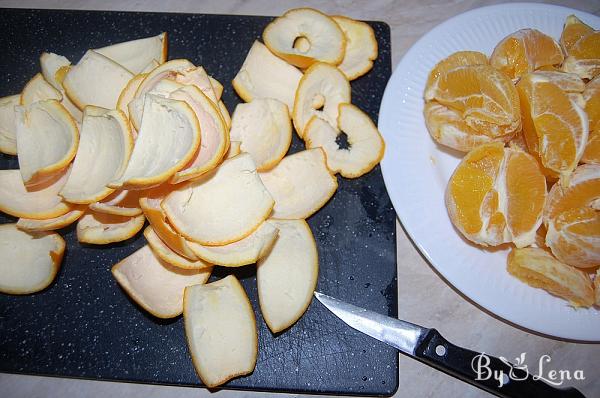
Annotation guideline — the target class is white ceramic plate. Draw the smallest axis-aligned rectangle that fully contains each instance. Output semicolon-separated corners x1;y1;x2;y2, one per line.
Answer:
378;3;600;341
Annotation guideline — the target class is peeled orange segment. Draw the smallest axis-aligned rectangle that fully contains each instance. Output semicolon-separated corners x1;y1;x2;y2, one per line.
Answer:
582;123;600;166
507;247;595;308
445;142;546;247
169;86;229;183
95;32;167;74
584;76;600;128
60;107;133;204
209;76;223;100
139;186;199;260
63;50;133;110
144;226;212;270
257;219;318;333
229;99;292;171
560;15;594;54
117;73;146;119
0;224;65;295
304;103;384;178
426;65;521;139
232;40;303;112
187;221;278;267
163;153;274;246
424;102;501;152
529;71;585;93
173;66;218;103
517;73;589;179
0;94;20;155
544;164;600;268
504;150;548;247
582;76;600;164
508;131;529;153
562;31;600;80
20;73;62;105
0;169;72;219
263;8;345;69
331;16;378;80
226;141;242;159
109;94;201;190
183;275;258;388
76;212;145;244
424;51;488;96
293;62;351;137
39;53;83;122
90;189;142;217
15;100;79;186
259;148;338;219
112;245;211;319
17;206;85;232
490;28;563;81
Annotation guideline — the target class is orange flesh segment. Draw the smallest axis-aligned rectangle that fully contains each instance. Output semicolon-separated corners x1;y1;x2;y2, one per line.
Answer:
560;15;594;53
491;29;563;80
517;76;585;176
432;65;519;137
569;32;600;60
507;247;595;308
506;151;546;239
583;78;600;163
425;51;488;93
448;142;504;234
546;179;600;221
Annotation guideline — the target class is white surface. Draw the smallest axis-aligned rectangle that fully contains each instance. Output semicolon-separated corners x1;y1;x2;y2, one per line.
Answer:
379;2;600;341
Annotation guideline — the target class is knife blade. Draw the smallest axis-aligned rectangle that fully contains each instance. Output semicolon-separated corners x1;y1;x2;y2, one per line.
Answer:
314;292;586;398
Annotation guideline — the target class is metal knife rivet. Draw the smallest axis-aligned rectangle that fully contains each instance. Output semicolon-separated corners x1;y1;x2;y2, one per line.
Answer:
435;345;446;356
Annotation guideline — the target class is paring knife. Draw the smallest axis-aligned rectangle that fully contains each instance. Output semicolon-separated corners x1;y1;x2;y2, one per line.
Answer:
314;292;586;398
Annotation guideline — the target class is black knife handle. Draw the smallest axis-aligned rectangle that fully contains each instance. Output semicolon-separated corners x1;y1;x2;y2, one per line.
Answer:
414;328;586;398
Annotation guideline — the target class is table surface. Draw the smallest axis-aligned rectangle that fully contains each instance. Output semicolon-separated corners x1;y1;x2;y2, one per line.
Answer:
1;1;599;398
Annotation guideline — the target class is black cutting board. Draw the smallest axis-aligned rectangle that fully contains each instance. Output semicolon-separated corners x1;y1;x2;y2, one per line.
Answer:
0;8;397;396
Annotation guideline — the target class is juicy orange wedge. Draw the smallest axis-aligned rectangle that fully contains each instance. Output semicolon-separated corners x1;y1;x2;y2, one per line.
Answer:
582;75;600;164
560;15;594;53
516;73;589;180
507;247;595;308
425;51;488;95
560;15;600;79
544;164;600;268
427;65;521;140
424;52;512;152
446;142;546;247
490;28;563;81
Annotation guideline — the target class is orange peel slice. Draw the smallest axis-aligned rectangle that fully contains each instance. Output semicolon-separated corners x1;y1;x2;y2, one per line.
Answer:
259;148;338;219
187;221;278;267
304;103;384;178
183;275;257;387
229;98;291;171
76;211;145;244
163;153;274;245
257;219;318;332
263;8;345;68
60;106;133;203
0;224;65;295
112;245;211;319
